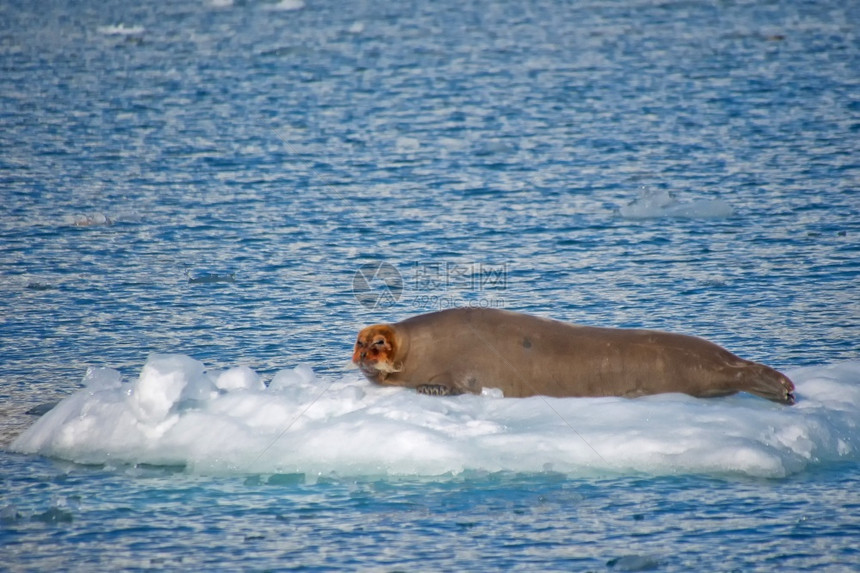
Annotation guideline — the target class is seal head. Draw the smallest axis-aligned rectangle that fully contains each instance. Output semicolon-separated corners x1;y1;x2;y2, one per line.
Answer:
352;324;402;384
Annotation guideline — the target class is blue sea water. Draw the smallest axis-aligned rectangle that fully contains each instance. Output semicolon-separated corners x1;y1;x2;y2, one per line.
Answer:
1;0;859;570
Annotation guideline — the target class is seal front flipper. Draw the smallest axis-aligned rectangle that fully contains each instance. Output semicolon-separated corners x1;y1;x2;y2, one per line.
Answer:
416;384;461;396
415;371;465;396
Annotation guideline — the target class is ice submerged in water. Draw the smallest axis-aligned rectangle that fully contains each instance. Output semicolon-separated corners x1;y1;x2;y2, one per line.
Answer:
619;190;735;219
11;355;860;479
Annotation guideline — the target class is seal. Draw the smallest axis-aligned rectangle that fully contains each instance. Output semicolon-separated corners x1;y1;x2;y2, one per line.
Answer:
352;307;796;404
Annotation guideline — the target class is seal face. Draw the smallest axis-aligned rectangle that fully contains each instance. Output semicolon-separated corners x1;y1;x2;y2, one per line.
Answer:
352;308;796;405
351;325;400;384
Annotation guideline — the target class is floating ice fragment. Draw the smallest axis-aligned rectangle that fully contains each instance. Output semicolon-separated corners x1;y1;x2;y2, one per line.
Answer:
263;0;305;11
97;24;145;36
619;190;734;219
69;213;112;227
10;356;860;478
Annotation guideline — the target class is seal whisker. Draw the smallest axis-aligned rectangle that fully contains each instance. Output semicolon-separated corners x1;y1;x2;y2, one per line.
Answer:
373;361;402;374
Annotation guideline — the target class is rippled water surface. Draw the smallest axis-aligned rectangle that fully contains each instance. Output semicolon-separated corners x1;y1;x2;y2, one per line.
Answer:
4;455;859;572
1;0;859;570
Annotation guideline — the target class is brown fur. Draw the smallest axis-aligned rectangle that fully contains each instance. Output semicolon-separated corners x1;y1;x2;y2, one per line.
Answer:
352;308;795;404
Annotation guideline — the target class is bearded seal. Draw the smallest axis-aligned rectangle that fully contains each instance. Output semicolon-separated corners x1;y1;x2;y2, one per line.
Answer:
352;307;796;404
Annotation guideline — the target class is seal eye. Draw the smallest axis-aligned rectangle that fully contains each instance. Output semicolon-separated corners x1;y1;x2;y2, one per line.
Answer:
373;339;386;346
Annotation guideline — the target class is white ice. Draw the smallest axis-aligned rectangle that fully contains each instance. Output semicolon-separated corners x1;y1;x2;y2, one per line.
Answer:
262;0;305;11
68;213;112;227
11;355;860;479
619;189;735;219
97;24;145;36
